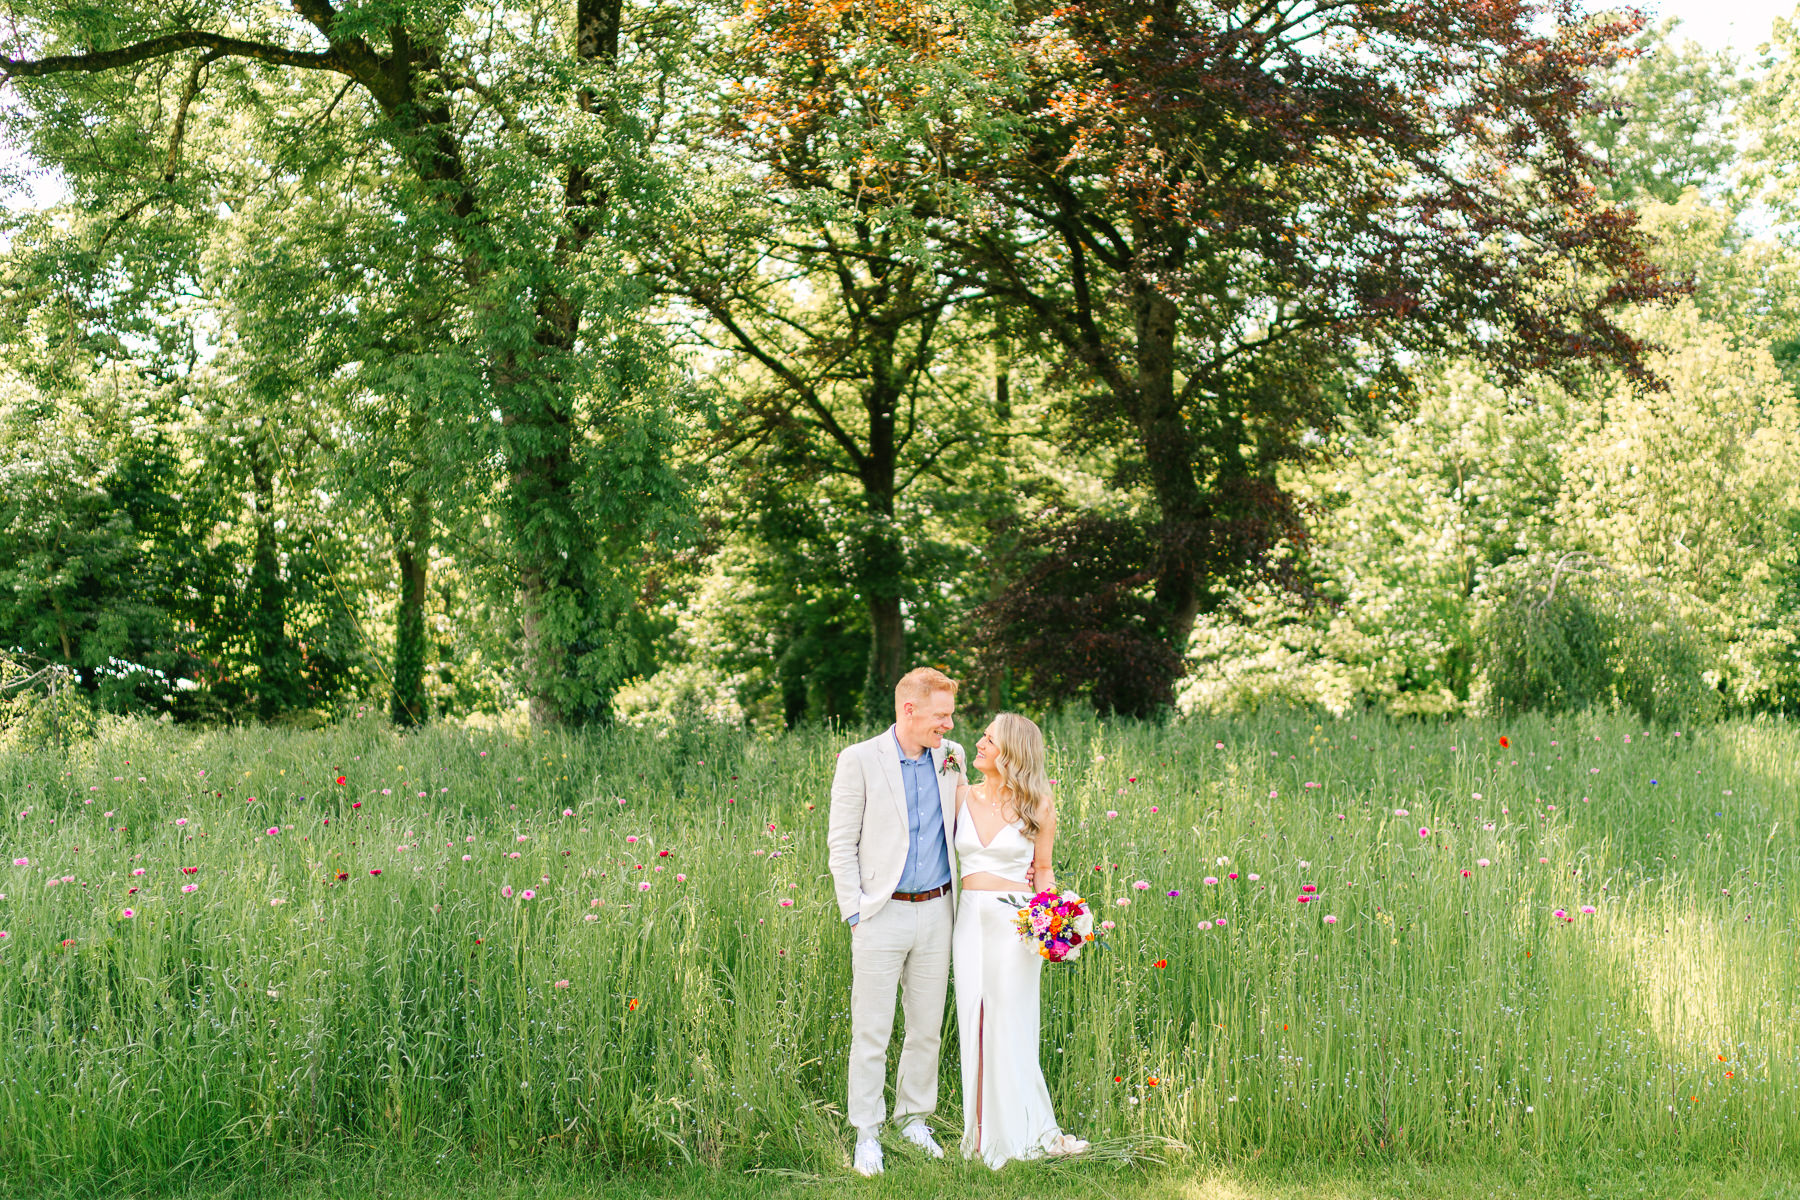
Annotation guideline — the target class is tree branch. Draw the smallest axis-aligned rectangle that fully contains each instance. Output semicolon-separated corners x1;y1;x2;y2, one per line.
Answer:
163;50;223;182
1;32;342;81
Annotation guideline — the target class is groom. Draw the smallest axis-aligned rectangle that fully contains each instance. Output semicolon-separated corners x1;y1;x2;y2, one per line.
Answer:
827;666;964;1176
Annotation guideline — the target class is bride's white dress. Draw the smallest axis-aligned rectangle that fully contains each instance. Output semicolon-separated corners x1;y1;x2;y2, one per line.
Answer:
952;792;1083;1167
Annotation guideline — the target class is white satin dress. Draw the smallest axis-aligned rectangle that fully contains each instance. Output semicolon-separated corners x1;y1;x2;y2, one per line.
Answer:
952;793;1082;1167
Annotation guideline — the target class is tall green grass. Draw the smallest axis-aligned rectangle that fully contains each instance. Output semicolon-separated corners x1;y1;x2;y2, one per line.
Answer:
0;710;1794;1187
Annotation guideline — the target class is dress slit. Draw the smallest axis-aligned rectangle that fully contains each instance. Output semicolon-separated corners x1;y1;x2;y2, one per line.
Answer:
974;1000;985;1153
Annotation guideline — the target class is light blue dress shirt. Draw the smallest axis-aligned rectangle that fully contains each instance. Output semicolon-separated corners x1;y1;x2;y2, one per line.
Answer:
846;730;953;926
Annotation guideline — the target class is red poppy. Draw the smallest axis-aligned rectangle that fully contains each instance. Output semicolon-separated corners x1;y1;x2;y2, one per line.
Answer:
1153;959;1167;969
1498;736;1510;749
368;868;381;876
335;871;348;881
336;776;346;785
352;801;361;809
1146;1076;1160;1086
1113;1075;1123;1083
658;850;670;857
627;998;640;1012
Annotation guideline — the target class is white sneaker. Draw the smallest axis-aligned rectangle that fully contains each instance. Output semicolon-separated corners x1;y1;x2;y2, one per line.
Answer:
853;1137;884;1176
901;1121;945;1158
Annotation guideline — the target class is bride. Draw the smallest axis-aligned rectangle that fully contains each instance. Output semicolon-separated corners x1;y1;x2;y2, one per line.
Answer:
954;712;1089;1167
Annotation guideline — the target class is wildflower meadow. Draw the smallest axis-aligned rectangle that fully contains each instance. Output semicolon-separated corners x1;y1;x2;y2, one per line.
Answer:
0;710;1795;1194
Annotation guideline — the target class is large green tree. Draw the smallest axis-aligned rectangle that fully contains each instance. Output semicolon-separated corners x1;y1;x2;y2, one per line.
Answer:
1;0;692;727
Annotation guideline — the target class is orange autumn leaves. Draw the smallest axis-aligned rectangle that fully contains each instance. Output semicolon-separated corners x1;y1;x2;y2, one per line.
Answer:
727;0;991;197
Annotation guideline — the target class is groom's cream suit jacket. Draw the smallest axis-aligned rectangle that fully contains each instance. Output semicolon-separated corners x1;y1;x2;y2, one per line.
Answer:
827;727;965;926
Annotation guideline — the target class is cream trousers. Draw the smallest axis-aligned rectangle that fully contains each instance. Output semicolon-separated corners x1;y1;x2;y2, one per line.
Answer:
847;893;952;1135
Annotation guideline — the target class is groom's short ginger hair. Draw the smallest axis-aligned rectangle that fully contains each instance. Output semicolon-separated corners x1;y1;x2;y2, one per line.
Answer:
895;667;958;707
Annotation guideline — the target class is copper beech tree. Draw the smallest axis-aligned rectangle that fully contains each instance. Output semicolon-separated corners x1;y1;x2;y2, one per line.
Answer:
978;0;1683;711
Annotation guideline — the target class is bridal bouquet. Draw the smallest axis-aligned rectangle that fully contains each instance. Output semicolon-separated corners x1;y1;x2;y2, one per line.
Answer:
1009;890;1101;962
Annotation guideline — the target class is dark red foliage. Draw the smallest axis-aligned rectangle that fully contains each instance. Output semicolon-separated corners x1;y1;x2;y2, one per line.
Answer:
954;0;1681;692
974;513;1181;717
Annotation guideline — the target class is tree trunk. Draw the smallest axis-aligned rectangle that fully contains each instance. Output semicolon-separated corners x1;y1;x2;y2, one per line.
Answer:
986;315;1012;713
508;0;620;731
864;519;908;712
859;326;907;716
247;443;297;719
390;486;431;727
506;418;576;731
1132;285;1208;652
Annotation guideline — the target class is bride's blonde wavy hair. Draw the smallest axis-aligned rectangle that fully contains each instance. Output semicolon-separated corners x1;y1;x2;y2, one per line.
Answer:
984;712;1053;840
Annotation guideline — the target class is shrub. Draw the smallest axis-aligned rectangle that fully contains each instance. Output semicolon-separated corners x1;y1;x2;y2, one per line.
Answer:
1474;553;1719;725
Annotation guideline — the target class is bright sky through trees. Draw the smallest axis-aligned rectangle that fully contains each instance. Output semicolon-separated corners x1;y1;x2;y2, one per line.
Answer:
1640;0;1796;52
2;3;1794;213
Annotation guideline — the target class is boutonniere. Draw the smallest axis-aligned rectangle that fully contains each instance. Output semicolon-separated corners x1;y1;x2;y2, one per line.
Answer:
939;747;961;777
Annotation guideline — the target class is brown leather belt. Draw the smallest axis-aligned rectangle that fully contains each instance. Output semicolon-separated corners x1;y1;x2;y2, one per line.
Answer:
890;883;951;903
